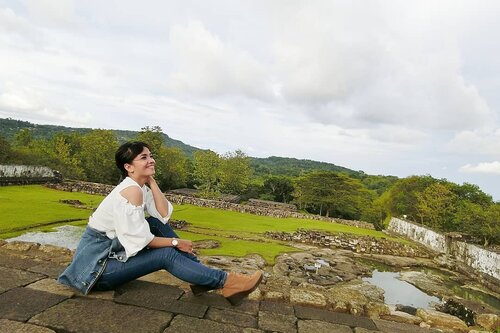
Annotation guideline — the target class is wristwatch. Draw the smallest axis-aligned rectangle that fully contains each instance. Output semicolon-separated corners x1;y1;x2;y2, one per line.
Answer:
172;238;178;247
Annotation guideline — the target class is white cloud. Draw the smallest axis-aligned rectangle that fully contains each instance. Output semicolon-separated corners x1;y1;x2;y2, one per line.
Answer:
168;21;272;100
460;161;500;175
269;1;494;131
447;129;500;157
0;83;91;125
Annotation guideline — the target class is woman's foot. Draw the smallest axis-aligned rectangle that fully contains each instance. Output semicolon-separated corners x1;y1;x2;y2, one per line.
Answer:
221;271;263;306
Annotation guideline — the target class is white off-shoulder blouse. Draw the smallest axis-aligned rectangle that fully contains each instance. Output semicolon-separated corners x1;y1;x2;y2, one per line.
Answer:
88;177;173;259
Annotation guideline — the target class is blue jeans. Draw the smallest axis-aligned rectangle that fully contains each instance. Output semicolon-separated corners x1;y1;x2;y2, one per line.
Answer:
93;217;227;291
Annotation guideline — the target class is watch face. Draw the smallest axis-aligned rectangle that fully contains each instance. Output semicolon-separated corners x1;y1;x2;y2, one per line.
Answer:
172;239;178;247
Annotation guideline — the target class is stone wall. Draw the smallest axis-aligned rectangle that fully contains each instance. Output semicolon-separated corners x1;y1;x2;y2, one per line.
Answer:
388;217;500;281
45;180;114;196
44;180;375;229
166;193;374;229
265;229;434;258
247;198;297;211
0;165;62;186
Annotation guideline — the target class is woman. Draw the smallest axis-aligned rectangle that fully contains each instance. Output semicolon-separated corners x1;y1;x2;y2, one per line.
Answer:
58;141;262;305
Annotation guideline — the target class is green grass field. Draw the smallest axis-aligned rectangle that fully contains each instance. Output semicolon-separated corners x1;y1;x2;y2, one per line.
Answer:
0;185;408;263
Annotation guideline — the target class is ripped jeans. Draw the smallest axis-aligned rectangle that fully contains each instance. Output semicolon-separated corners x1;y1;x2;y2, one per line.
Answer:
93;217;227;291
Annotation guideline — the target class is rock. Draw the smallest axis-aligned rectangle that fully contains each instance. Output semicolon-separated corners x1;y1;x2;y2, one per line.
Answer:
290;288;327;308
399;271;452;297
258;311;297;333
476;313;500;331
395;304;418;315
247;287;262;301
0;319;56;333
263;291;285;300
364;302;390;319
380;310;422;325
298;320;352;333
163;314;241;333
326;279;385;316
419;321;431;328
436;298;475;326
416;308;468;331
3;241;39;252
193;240;220;249
26;278;75;297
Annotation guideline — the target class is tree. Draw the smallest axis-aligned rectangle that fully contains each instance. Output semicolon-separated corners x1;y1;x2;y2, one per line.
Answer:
416;182;458;230
384;175;437;222
136;126;164;154
262;176;295;203
219;150;252;195
0;135;13;163
79;130;119;184
293;171;373;219
193;150;221;198
156;147;188;190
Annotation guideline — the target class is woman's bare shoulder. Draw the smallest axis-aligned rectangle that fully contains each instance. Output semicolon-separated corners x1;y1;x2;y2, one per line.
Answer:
119;185;143;206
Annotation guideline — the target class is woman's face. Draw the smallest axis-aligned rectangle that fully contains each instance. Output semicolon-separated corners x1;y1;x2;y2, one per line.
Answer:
127;147;155;177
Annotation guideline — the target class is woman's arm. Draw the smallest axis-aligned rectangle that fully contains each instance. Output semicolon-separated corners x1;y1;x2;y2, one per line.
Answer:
148;236;193;254
147;177;170;218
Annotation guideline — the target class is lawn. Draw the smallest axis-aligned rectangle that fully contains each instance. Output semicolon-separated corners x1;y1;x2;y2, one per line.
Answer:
0;185;102;235
0;185;408;263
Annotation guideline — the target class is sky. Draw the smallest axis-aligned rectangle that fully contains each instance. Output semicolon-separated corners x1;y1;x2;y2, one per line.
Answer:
1;1;500;200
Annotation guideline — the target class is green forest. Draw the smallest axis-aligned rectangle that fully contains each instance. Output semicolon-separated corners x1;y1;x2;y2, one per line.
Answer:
1;118;498;246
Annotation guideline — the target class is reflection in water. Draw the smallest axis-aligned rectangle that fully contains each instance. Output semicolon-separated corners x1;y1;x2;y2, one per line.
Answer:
7;225;84;250
363;270;441;309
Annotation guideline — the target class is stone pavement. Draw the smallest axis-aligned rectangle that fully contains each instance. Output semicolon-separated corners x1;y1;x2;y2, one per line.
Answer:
0;241;467;333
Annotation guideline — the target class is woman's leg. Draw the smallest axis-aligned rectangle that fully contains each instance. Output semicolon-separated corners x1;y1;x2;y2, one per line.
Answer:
93;246;227;291
146;216;200;263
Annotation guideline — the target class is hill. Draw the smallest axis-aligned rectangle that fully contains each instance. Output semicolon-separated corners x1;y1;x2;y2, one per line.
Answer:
0;118;200;156
0;117;397;192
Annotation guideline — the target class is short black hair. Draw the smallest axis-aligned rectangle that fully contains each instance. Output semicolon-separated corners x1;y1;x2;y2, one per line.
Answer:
115;141;150;179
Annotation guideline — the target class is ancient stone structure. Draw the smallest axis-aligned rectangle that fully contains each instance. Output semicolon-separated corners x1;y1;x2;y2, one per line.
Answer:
247;198;297;212
45;180;375;229
45;180;114;196
389;217;500;281
265;229;435;258
0;165;62;186
166;193;374;229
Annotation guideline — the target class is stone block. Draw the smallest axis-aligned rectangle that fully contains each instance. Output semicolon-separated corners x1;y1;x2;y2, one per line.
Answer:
0;266;45;293
290;288;327;308
2;241;39;252
0;287;68;321
260;300;295;315
0;319;56;333
298;319;352;333
374;318;442;333
364;302;390;319
295;305;378;330
416;308;468;331
380;310;423;325
0;250;42;270
29;298;173;333
86;289;116;300
206;307;258;328
181;292;260;315
26;278;75;297
354;328;379;333
263;290;286;300
476;313;499;331
163;315;243;333
28;262;67;278
115;280;207;318
258;311;297;333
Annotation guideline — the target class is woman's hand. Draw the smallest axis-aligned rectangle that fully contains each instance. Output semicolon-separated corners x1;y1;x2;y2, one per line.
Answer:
176;239;194;254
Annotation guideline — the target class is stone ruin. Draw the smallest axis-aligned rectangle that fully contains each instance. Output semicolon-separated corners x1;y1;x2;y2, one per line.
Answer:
246;198;297;211
0;164;62;186
265;229;435;258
